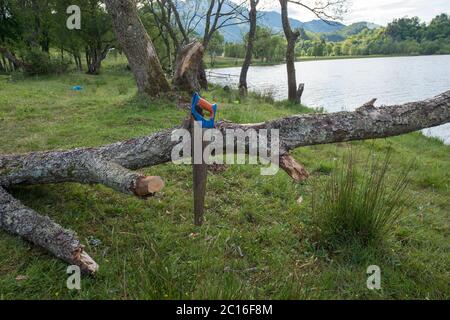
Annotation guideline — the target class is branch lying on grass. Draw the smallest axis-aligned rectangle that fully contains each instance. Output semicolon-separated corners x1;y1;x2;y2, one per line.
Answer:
0;186;98;274
0;91;449;272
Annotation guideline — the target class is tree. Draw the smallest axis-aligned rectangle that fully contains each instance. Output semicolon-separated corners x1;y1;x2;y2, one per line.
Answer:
385;17;424;41
279;0;347;103
279;0;300;103
82;0;116;74
426;13;450;41
207;31;224;67
105;0;171;96
239;0;258;96
253;26;286;63
224;42;245;58
144;0;248;89
52;0;85;71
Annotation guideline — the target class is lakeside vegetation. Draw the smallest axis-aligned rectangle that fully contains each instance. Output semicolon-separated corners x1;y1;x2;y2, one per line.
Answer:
204;53;447;69
218;14;450;67
0;59;448;299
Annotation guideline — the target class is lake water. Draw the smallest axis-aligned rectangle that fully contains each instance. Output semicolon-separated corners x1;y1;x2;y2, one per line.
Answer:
208;55;450;144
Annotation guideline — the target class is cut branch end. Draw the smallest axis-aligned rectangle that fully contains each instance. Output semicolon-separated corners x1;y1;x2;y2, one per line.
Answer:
134;176;165;196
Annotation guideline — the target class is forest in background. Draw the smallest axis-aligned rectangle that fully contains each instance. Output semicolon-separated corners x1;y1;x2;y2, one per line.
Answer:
2;0;449;74
223;14;450;63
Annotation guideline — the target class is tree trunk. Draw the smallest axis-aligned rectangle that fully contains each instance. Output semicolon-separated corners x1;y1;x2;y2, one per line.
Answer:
173;41;205;93
104;0;171;96
197;62;208;90
86;44;110;75
77;54;83;71
280;0;300;103
0;56;5;73
239;0;258;97
0;46;31;71
1;91;449;271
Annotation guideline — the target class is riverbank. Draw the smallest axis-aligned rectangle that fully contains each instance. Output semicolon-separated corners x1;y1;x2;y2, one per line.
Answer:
0;61;448;299
206;53;446;69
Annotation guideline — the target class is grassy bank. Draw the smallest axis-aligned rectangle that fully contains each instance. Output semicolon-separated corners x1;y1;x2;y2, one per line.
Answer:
0;60;448;299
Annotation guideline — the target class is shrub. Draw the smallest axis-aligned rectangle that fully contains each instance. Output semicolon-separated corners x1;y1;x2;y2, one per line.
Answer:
23;49;71;76
312;150;410;246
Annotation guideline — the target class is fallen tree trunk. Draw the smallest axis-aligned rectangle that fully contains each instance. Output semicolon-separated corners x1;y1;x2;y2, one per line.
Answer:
1;91;449;272
0;150;165;274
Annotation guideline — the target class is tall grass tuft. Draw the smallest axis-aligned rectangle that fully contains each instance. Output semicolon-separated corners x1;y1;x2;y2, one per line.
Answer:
312;149;411;247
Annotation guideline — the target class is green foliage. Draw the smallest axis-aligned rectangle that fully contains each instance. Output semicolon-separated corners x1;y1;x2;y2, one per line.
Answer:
224;42;245;58
224;27;287;63
0;0;115;75
22;48;71;75
300;14;450;58
207;32;225;67
254;27;286;63
312;150;411;247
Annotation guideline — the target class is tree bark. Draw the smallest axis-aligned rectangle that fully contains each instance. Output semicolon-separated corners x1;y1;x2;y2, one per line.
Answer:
0;149;165;273
85;44;110;75
239;0;258;96
0;186;98;274
104;0;171;96
279;0;300;103
1;91;449;270
173;41;205;93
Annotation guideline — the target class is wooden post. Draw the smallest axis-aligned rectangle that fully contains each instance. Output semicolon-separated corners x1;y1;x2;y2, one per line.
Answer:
296;83;305;104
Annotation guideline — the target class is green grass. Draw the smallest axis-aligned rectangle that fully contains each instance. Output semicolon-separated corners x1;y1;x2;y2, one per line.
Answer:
312;150;410;246
0;58;449;300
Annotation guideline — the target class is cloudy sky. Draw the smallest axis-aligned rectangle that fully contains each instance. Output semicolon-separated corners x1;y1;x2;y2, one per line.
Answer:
259;0;450;26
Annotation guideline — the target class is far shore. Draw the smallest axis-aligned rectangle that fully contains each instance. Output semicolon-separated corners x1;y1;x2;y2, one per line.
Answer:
206;53;450;69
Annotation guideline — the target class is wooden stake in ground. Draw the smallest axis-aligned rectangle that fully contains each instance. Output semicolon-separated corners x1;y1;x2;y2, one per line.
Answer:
190;94;218;226
191;118;208;226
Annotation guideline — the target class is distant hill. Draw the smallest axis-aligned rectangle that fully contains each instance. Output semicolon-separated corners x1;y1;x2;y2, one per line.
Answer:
178;0;374;43
215;10;346;42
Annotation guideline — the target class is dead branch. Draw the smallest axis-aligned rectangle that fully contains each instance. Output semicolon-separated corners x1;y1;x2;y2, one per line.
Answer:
0;186;98;274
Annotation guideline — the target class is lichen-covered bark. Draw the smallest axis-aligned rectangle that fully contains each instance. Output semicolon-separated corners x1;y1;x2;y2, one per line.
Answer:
0;186;98;273
0;151;164;197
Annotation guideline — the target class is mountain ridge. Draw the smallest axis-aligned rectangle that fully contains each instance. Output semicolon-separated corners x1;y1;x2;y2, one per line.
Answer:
218;12;380;43
177;1;380;43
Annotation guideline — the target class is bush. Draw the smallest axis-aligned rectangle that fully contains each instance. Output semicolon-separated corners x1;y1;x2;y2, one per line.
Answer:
23;49;71;76
312;150;410;247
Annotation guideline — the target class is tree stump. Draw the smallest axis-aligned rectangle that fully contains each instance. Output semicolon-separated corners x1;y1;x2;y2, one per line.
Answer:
173;41;205;93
